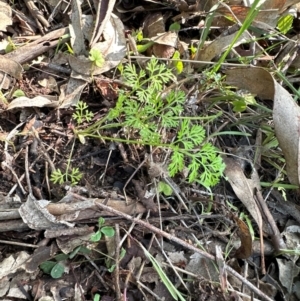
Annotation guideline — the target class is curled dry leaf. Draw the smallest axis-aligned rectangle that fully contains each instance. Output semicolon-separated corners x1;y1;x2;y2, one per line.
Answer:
0;56;23;80
8;95;58;110
143;12;177;58
19;194;73;230
231;214;252;259
70;0;86;55
94;77;119;101
223;157;263;229
58;78;87;108
151;33;177;58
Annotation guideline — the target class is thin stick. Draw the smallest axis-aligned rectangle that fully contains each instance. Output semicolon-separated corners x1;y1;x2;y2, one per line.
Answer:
0;239;38;248
114;224;122;301
25;146;32;195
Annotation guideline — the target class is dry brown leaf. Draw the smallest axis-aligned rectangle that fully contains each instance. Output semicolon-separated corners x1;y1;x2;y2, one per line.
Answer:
143;13;177;58
94;77;119;101
70;0;86;55
0;56;23;79
231;214;253;259
58;78;87;108
0;2;12;31
38;76;59;93
90;0;117;48
19;194;73;230
226;67;300;186
223;157;263;229
196;28;248;62
8;95;58;110
214;5;279;29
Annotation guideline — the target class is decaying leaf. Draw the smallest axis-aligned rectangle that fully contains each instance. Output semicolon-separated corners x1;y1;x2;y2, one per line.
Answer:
186;252;219;282
58;78;87;108
90;0;117;48
0;2;12;31
0;251;30;278
0;56;22;79
143;12;177;58
223;157;263;230
231;214;252;259
8;95;58;110
277;258;300;293
19;194;73;230
70;0;86;55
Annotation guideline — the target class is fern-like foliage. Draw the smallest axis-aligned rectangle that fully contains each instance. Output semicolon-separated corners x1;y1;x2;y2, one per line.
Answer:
107;58;225;188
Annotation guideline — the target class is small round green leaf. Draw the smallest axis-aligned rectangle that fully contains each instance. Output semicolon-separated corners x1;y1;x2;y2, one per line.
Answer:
98;217;105;226
54;253;68;261
108;264;116;273
40;261;56;274
101;226;115;237
232;100;247;112
169;22;180;31
91;231;102;242
13;89;25;98
50;263;65;279
158;181;173;196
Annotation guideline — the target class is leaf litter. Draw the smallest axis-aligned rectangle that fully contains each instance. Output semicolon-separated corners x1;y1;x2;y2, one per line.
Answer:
0;0;300;300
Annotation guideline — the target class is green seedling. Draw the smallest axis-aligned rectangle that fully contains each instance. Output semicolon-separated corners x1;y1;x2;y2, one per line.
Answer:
50;167;82;186
105;247;126;273
133;28;143;42
169;22;180;31
5;37;17;53
73;100;94;124
89;48;104;67
91;217;115;242
12;89;25;98
65;42;74;54
90;218;124;273
40;246;90;279
212;0;262;73
172;50;183;74
158;181;173;196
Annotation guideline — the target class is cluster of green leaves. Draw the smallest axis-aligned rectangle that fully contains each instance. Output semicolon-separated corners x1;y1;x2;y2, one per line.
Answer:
40;246;90;279
50;100;94;186
50;167;82;186
40;218;115;279
73;100;94;124
90;217;115;242
90;217;126;273
107;58;225;188
169;119;224;187
89;48;105;67
109;59;185;144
